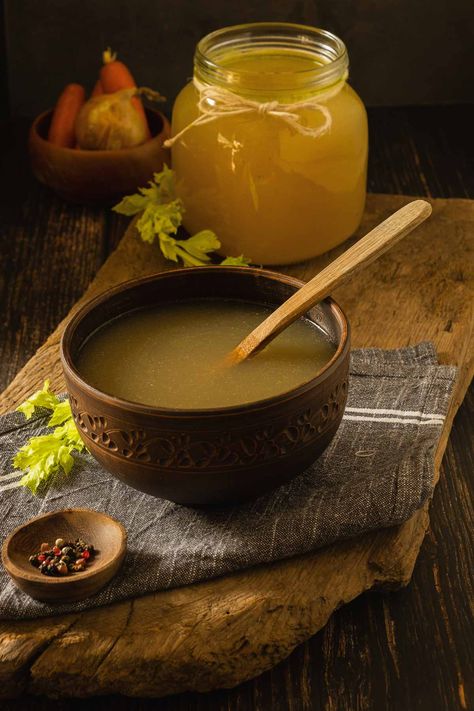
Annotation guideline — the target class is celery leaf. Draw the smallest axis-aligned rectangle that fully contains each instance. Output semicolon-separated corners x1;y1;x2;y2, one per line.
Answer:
13;386;85;495
220;255;252;266
48;400;73;427
112;192;150;217
175;230;221;264
16;380;59;419
112;166;251;268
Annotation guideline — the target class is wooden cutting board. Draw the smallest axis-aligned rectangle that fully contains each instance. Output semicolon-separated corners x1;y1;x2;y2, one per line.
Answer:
0;194;472;699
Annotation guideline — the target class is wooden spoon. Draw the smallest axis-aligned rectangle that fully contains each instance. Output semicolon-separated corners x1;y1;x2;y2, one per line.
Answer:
229;200;432;364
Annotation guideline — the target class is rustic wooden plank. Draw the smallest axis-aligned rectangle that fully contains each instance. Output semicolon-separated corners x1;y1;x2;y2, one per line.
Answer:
0;193;472;700
0;514;429;700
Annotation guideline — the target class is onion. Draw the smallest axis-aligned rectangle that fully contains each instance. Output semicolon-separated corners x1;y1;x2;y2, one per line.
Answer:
75;87;162;150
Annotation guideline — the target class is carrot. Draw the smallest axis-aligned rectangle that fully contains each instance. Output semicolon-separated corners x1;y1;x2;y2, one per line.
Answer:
100;48;150;139
48;83;86;148
91;79;104;97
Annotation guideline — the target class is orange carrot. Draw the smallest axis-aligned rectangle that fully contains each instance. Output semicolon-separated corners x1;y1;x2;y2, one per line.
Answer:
48;83;86;148
91;79;104;97
100;48;150;139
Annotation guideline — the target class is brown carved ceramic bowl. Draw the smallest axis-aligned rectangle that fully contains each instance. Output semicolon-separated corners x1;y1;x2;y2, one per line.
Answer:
29;107;170;205
61;268;350;505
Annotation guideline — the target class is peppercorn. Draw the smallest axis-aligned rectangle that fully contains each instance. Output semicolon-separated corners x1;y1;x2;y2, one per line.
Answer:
29;536;95;577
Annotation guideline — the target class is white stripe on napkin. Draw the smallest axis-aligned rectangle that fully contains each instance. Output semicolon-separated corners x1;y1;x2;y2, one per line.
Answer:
0;479;23;493
343;414;444;426
345;407;445;421
0;470;25;481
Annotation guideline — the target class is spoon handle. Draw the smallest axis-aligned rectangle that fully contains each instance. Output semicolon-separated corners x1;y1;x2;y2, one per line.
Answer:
232;199;432;362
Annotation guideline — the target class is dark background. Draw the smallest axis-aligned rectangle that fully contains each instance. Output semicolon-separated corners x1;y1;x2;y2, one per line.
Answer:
0;2;473;709
1;0;473;120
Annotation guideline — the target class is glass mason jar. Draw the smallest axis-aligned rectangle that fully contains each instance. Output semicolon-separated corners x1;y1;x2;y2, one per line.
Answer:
170;23;368;265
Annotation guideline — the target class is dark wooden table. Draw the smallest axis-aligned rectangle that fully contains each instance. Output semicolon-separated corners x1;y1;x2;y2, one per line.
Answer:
0;106;472;711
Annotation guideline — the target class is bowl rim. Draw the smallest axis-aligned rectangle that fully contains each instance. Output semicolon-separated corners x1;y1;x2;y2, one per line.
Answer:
60;266;350;417
1;508;127;587
30;107;170;157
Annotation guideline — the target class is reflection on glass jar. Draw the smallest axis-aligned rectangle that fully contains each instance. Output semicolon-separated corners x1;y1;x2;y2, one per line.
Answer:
170;23;368;265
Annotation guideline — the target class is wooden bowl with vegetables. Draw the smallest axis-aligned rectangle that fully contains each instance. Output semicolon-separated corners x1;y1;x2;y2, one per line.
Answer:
29;107;170;204
28;48;170;204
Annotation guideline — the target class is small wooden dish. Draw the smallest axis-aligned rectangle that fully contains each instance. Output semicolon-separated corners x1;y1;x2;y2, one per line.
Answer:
1;509;127;603
29;107;170;205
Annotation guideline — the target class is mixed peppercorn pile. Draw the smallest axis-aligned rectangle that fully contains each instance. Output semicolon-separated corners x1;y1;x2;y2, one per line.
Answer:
29;537;95;576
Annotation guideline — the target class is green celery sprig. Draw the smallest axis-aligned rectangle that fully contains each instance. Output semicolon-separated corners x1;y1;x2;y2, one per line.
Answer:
113;166;251;268
13;382;84;495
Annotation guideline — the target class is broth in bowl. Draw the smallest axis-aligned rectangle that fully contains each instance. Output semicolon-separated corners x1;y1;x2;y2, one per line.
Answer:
76;299;336;409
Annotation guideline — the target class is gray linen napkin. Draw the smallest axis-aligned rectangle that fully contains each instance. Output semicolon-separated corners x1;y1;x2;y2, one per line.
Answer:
0;343;456;619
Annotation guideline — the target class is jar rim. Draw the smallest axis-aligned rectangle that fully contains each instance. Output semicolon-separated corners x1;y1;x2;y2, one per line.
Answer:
195;22;349;92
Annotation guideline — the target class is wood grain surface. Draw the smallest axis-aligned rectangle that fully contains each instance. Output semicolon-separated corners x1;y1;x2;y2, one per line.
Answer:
0;107;473;710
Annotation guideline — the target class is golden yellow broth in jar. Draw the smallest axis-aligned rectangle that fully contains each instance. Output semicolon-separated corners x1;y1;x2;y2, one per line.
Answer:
171;48;368;264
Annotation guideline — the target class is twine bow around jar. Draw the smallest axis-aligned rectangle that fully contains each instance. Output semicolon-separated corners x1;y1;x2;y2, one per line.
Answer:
163;72;348;148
